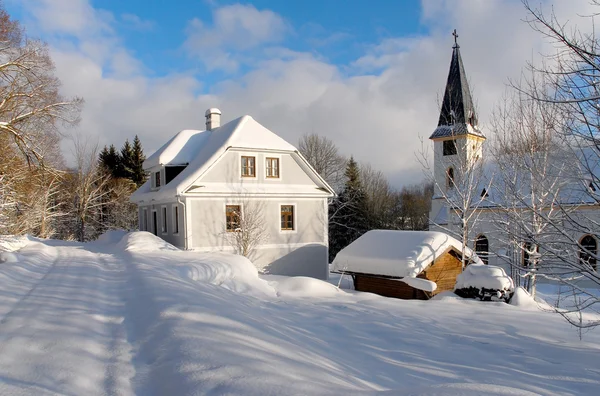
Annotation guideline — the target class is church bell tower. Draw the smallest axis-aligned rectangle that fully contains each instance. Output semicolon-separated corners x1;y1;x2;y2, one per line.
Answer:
429;30;486;231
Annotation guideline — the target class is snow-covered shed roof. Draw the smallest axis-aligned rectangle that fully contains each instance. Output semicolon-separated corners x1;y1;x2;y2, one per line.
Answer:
131;115;334;202
332;230;480;278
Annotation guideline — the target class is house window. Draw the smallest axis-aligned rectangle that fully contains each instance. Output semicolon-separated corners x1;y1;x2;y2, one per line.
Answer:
173;206;179;234
475;235;489;265
241;156;256;177
579;235;597;271
481;188;488;198
443;140;457;156
446;167;455;189
142;208;148;231
154;171;161;187
226;205;241;231
266;157;280;178
161;206;167;233
522;242;539;267
281;205;294;231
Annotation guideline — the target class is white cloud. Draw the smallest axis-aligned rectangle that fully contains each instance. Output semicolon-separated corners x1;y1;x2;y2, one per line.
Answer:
14;0;599;188
121;13;155;31
184;4;289;72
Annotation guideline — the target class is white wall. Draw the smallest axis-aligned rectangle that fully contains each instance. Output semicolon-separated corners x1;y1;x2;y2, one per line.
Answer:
188;197;329;279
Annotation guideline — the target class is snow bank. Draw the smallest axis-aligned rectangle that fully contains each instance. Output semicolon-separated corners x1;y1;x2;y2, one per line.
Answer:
332;230;481;278
400;277;437;292
96;230;129;245
175;252;275;296
455;264;514;291
510;287;539;310
270;276;342;298
0;235;30;252
0;252;19;263
116;231;180;252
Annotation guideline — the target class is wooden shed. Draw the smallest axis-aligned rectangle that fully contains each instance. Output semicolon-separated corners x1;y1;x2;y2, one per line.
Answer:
331;230;480;300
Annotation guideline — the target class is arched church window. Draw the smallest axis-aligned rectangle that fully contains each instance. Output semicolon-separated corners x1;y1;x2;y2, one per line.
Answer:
522;242;539;267
475;235;489;265
447;167;455;189
579;235;597;271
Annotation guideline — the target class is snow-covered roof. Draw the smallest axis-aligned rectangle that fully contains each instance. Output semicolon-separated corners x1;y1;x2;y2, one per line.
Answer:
144;129;210;168
131;115;334;202
332;230;481;278
473;146;600;209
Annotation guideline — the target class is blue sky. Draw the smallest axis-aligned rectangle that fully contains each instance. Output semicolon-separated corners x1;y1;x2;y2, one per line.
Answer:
5;1;595;186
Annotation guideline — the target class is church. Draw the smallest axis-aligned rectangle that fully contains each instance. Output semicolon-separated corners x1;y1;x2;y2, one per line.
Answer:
427;33;599;288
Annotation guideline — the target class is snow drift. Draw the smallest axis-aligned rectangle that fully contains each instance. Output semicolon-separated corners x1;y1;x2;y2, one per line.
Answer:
455;264;514;291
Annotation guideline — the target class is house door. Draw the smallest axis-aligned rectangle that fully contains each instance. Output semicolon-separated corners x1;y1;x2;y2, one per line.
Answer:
152;211;158;236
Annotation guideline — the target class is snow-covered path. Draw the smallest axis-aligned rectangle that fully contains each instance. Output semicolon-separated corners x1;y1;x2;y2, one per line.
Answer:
0;240;134;395
0;232;599;395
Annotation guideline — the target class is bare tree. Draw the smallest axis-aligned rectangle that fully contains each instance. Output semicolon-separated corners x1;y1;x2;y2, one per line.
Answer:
0;7;82;166
489;82;576;298
222;198;269;260
360;162;396;229
503;1;600;327
419;136;491;269
396;182;433;231
298;133;346;191
64;137;112;242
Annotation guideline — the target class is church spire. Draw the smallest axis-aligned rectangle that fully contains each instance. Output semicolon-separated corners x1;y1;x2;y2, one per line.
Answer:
430;30;484;139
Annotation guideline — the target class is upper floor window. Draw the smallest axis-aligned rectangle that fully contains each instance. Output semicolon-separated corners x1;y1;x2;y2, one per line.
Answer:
266;157;280;178
241;156;256;177
154;171;161;187
226;205;241;231
443;140;457;156
281;205;294;231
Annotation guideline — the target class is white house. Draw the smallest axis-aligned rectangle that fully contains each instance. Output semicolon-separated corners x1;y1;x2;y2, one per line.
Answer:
130;109;335;279
428;38;599;288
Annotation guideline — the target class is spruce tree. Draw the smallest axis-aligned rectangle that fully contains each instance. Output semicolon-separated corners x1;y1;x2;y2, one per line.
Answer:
328;156;370;261
98;144;120;178
130;135;147;187
119;139;134;180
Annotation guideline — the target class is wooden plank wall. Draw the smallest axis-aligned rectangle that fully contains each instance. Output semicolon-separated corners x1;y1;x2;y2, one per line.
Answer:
353;250;463;300
420;250;462;295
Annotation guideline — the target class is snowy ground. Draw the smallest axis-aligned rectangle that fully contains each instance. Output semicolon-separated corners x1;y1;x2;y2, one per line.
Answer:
0;232;599;395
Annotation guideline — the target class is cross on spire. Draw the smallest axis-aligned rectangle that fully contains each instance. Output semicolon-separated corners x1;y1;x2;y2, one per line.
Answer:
452;29;459;48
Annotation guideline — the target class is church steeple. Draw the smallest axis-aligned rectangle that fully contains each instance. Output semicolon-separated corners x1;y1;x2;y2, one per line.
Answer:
430;30;484;139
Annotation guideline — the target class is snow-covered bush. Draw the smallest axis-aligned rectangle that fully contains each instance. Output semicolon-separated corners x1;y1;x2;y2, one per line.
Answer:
454;264;514;303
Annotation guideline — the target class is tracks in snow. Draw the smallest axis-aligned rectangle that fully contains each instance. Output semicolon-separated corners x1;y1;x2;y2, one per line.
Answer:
0;242;136;396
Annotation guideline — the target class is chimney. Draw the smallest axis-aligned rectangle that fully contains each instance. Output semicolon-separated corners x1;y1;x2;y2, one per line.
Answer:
205;108;221;131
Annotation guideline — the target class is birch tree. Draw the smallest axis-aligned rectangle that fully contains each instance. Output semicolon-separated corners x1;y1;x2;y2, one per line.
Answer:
489;83;575;298
419;136;491;269
0;7;82;166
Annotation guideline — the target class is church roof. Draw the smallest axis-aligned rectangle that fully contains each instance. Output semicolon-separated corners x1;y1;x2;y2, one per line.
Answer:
430;39;485;140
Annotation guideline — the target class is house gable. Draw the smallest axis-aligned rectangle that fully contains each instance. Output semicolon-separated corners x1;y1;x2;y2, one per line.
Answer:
131;115;334;203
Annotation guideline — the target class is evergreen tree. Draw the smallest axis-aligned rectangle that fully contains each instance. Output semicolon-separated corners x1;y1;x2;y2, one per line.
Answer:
130;135;147;187
98;144;120;178
119;139;134;180
328;156;370;261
